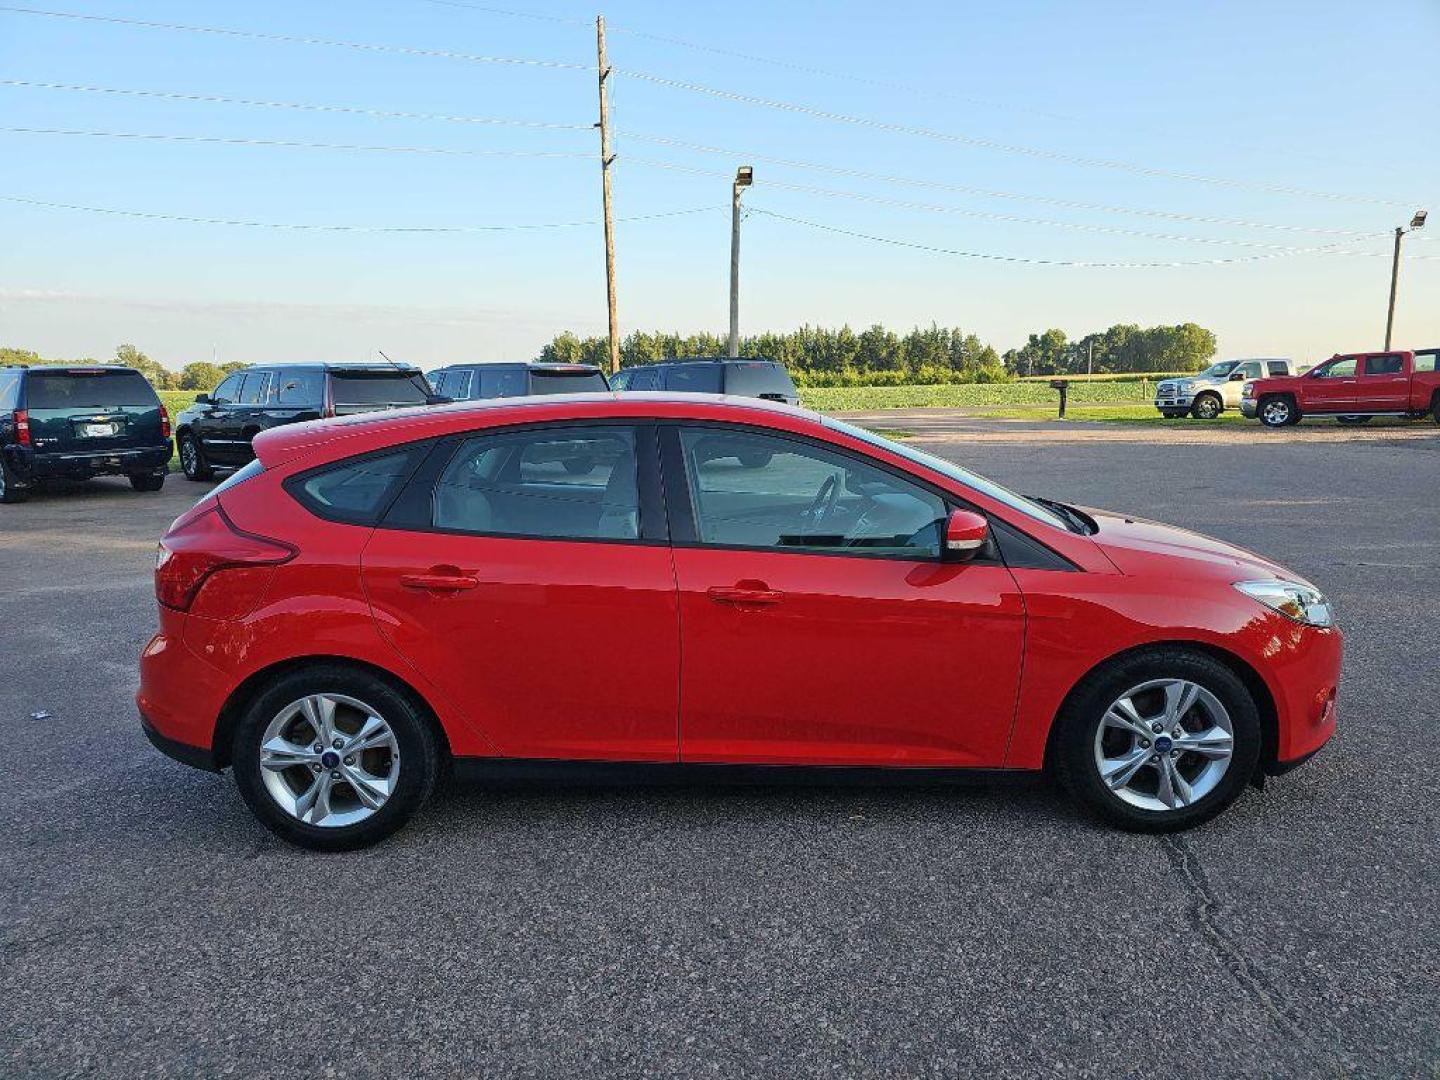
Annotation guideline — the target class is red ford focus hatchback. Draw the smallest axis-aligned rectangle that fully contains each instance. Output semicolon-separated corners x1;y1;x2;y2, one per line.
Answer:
139;394;1340;849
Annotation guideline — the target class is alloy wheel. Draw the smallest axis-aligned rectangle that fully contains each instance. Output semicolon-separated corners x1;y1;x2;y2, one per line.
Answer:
258;693;401;828
180;438;198;476
1093;678;1234;812
1261;400;1291;426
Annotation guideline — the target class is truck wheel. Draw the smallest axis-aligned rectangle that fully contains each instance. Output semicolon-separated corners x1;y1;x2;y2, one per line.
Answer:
1190;394;1223;420
0;455;29;504
1432;398;1440;425
1159;410;1187;420
1336;415;1371;426
178;433;213;481
1259;396;1295;428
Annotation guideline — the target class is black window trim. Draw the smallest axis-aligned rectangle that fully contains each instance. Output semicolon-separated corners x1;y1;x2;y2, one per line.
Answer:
379;418;668;548
658;420;1076;571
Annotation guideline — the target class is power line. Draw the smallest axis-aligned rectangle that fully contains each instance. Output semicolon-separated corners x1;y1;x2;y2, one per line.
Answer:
0;5;588;70
0;126;591;159
616;69;1419;208
747;207;1376;269
0;193;720;232
0;79;592;132
625;156;1381;252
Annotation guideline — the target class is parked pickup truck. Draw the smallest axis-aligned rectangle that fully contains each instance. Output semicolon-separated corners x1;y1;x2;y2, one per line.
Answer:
1242;348;1440;427
1154;358;1296;419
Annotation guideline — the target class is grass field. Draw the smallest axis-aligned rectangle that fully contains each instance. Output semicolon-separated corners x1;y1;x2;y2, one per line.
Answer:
797;380;1155;412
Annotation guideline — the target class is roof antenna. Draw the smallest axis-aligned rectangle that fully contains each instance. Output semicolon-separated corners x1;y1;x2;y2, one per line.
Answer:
377;348;406;373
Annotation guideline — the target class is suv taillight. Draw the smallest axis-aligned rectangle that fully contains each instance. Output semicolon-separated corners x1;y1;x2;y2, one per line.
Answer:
13;409;30;447
159;403;171;439
154;505;296;613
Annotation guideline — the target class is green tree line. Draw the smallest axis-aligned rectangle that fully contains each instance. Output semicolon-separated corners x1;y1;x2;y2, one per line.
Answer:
0;344;246;390
1003;323;1217;376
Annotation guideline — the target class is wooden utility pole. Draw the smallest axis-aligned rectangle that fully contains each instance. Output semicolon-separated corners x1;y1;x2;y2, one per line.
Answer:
595;15;619;375
1384;226;1403;351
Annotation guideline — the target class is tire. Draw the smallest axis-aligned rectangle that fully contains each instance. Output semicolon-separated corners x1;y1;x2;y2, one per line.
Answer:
1050;648;1261;833
231;664;441;851
1335;415;1371;426
1258;396;1296;428
1190;393;1223;420
1159;410;1187;420
178;432;212;481
0;454;29;503
737;451;774;469
129;472;166;492
1432;397;1440;426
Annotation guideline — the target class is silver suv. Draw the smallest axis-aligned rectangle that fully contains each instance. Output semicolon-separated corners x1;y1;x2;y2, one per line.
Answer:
1155;358;1296;419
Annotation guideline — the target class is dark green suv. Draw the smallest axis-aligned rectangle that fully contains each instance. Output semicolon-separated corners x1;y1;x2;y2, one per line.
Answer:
0;365;171;503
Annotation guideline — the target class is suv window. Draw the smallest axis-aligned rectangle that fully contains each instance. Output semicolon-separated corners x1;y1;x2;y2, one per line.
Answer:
211;374;242;405
678;428;946;558
1238;361;1263;380
664;365;723;394
238;371;272;405
1362;354;1404;376
627;367;661;391
26;369;157;409
331;372;430;406
1266;361;1290;376
0;371;21;410
1414;351;1438;374
529;369;607;394
477;367;526;399
1313;358;1357;379
276;369;324;407
725;361;797;399
290;447;425;525
433;426;639;540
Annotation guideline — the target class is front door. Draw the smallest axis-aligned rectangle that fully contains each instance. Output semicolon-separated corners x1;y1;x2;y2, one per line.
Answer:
665;425;1026;768
1301;356;1359;414
1356;353;1409;412
361;423;681;762
195;373;245;464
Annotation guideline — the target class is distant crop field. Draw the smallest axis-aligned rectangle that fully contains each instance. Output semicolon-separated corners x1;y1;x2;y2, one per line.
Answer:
160;391;201;416
1014;371;1191;384
799;380;1155;412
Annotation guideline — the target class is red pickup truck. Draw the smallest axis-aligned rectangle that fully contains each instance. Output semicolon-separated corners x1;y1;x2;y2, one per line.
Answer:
1241;348;1440;427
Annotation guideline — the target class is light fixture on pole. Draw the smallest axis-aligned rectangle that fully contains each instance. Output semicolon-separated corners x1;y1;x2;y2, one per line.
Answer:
728;165;754;358
1384;209;1427;350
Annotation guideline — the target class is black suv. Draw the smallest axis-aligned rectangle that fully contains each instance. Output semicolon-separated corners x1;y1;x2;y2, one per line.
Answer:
427;361;609;400
609;357;800;405
174;361;436;481
0;365;171;503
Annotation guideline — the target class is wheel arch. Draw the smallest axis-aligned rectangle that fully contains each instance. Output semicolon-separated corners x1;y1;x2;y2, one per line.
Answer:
211;653;453;769
1041;639;1278;777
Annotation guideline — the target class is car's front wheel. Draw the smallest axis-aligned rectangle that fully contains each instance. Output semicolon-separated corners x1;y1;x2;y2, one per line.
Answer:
178;433;213;481
1191;393;1223;420
1259;396;1297;428
231;665;441;851
1051;649;1260;832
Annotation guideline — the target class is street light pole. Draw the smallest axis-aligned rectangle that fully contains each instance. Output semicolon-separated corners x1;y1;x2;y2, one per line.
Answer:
1384;209;1427;351
728;165;753;358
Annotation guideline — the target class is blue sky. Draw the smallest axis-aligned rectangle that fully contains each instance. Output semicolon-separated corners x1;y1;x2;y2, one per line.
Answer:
2;0;1437;370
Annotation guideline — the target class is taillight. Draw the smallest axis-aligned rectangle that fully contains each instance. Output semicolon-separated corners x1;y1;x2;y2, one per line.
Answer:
154;505;296;614
13;409;30;447
159;404;171;439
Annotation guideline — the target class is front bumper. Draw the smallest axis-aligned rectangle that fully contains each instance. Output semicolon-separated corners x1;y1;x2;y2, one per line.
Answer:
14;443;170;480
1154;395;1195;411
1240;399;1258;418
1265;624;1342;771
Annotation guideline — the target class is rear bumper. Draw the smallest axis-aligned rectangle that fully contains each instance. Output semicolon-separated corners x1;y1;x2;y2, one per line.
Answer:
12;443;170;480
140;709;219;772
137;614;233;771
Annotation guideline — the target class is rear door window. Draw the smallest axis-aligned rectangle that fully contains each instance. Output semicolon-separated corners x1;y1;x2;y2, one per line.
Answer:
276;369;324;407
1362;354;1405;376
663;365;723;393
26;369;157;408
330;372;430;406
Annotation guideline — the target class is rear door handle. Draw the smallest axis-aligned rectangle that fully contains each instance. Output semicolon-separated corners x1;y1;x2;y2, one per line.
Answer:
400;569;479;592
707;583;783;607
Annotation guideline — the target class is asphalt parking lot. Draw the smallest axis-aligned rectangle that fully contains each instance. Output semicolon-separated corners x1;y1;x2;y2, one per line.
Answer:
1;415;1436;1078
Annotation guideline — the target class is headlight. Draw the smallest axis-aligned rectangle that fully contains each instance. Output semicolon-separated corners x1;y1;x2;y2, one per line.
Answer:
1178;379;1195;391
1235;580;1335;628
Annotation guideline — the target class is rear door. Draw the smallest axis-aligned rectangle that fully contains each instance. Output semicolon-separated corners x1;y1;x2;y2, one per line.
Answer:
360;422;681;761
269;367;325;424
23;369;164;455
1355;353;1410;412
1300;356;1358;413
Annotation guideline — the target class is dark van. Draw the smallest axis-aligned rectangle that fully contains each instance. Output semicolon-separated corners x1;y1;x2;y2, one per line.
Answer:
427;362;609;401
174;361;436;481
609;357;800;405
0;365;171;503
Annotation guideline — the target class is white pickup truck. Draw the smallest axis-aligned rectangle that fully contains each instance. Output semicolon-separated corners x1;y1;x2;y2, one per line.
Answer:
1154;358;1297;419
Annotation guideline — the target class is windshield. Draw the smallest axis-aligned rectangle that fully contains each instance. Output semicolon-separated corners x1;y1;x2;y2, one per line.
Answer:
1196;361;1240;379
330;371;430;405
27;370;157;409
823;418;1071;531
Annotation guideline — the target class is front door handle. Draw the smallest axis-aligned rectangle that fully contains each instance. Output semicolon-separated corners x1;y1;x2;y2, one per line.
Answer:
400;567;479;592
707;582;783;607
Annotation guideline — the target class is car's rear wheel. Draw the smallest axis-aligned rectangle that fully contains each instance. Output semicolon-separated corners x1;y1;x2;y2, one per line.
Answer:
178;433;212;481
1259;396;1296;428
1051;649;1260;832
129;472;166;492
231;665;440;851
1336;415;1371;426
1191;393;1223;420
0;455;29;503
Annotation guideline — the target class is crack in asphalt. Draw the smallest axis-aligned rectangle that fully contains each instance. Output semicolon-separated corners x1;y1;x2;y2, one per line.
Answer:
1162;835;1343;1071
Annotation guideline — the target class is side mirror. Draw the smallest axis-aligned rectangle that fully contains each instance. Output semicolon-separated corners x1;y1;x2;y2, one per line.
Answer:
194;393;212;405
944;508;990;561
1228;372;1246;381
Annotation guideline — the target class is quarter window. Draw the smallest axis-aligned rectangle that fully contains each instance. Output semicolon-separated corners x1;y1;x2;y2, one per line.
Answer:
677;428;947;558
433;426;640;540
291;448;425;525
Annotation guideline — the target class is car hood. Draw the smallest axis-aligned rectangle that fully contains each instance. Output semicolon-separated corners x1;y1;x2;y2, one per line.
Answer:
1084;506;1307;585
